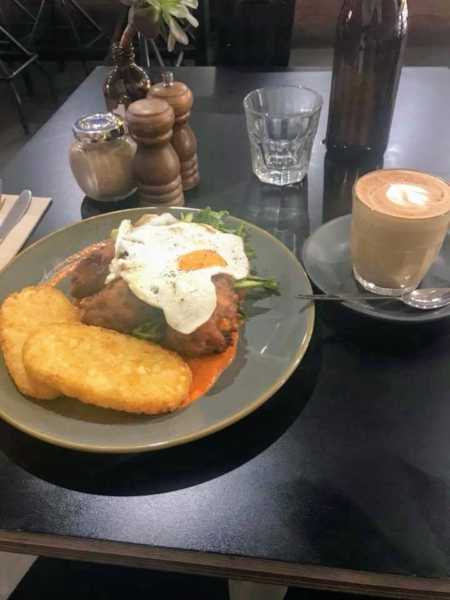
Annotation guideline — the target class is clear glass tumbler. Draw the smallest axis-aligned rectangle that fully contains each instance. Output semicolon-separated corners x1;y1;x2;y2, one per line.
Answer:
243;86;323;186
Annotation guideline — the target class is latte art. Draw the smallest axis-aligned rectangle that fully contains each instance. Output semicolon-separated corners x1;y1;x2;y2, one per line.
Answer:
356;170;450;219
386;184;430;208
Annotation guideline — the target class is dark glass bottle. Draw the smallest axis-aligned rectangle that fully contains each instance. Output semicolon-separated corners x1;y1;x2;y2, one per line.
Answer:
326;0;408;156
103;43;151;114
322;151;383;223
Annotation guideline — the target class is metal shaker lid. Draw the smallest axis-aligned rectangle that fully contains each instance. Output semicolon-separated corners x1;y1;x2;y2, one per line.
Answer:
73;112;126;143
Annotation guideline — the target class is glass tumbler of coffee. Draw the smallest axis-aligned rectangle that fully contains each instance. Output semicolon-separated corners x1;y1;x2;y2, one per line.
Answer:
243;86;322;186
351;169;450;296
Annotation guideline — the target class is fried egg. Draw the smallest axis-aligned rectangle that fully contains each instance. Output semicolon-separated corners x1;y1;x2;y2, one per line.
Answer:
107;213;250;334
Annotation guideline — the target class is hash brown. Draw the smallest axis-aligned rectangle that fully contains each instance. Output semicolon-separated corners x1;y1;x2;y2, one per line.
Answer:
23;323;192;414
0;286;79;399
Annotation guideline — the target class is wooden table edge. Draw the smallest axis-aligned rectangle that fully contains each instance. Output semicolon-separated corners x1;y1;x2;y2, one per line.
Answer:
0;530;448;599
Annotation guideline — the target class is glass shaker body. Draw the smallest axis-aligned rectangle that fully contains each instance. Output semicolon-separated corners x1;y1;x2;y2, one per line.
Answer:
69;113;137;202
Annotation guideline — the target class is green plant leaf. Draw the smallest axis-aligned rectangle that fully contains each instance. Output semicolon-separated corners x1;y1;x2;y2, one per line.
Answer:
131;310;166;342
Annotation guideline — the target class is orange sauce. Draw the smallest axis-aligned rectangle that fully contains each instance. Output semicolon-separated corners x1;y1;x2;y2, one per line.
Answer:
48;242;238;408
46;241;110;287
183;331;238;406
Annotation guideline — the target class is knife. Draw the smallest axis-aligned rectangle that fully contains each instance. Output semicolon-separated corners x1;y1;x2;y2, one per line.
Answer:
0;190;32;243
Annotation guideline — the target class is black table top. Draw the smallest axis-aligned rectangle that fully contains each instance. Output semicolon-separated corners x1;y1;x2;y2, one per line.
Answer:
1;66;450;599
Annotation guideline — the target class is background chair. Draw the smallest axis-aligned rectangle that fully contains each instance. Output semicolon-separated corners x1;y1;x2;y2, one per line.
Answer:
0;8;55;134
27;0;104;74
212;0;296;67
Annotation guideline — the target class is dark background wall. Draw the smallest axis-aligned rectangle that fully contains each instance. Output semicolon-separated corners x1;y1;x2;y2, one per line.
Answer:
293;0;450;47
3;0;449;60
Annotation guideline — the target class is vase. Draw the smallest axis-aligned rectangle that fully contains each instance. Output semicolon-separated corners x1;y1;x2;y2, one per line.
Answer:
103;43;151;116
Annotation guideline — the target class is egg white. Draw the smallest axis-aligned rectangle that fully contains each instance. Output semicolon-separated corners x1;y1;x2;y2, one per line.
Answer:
107;213;250;334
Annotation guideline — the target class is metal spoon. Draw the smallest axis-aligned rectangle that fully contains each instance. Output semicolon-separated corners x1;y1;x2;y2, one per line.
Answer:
297;288;450;310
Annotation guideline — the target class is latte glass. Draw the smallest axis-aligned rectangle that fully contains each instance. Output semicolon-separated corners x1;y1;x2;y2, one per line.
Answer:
351;169;450;296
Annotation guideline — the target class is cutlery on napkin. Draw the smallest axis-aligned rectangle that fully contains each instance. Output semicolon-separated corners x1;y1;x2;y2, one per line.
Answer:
0;190;32;243
0;192;52;271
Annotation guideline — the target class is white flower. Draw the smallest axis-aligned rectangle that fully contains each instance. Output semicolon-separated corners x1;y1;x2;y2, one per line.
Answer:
146;0;198;51
118;0;198;51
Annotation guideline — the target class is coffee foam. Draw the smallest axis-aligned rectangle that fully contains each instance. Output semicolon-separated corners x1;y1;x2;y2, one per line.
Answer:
355;170;450;219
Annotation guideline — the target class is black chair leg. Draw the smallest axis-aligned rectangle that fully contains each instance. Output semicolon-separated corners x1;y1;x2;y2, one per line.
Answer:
0;58;29;135
29;0;46;47
22;69;34;95
68;0;103;37
8;80;30;135
35;60;57;104
59;0;89;75
12;0;37;22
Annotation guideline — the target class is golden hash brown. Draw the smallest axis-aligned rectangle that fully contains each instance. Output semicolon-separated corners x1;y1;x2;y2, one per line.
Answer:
23;323;192;414
0;286;80;399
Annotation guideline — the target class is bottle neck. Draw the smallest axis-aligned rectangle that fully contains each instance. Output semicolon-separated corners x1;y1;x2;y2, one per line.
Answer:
341;0;408;21
339;0;408;39
112;43;136;68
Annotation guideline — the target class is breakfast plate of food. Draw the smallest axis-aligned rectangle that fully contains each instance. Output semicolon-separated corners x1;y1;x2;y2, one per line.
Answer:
0;207;314;452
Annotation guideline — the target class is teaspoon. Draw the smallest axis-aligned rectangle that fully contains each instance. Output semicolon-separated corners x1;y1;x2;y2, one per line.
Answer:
297;288;450;310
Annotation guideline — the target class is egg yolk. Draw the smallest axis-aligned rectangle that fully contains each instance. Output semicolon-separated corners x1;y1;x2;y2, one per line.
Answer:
178;250;228;271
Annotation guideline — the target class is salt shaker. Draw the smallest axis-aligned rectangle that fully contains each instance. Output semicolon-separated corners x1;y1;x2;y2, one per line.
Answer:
151;72;200;191
126;97;184;206
69;113;137;202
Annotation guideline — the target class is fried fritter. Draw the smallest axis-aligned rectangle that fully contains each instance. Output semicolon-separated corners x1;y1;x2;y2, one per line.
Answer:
78;278;155;333
23;323;192;414
70;240;114;298
0;286;79;399
77;274;240;357
165;274;240;357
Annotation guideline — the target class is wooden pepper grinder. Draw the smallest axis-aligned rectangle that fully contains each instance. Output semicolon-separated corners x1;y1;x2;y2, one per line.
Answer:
151;72;200;191
126;97;184;206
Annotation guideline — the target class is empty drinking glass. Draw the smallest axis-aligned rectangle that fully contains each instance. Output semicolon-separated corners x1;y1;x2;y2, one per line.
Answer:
243;86;323;186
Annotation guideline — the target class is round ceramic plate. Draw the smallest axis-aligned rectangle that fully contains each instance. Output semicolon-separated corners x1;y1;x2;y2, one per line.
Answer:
302;214;450;323
0;207;314;453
